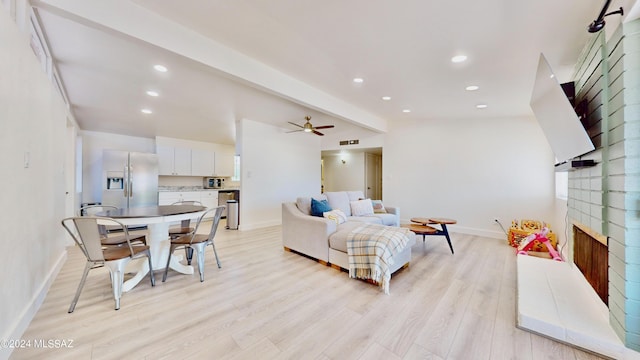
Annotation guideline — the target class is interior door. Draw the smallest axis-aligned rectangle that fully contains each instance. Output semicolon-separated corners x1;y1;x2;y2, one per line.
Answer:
365;153;382;199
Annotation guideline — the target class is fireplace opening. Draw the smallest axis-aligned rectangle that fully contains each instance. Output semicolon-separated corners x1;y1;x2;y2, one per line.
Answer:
573;225;608;305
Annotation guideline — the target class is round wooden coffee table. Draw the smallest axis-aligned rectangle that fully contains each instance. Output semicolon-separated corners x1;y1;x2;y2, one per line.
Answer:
406;223;438;235
409;217;456;254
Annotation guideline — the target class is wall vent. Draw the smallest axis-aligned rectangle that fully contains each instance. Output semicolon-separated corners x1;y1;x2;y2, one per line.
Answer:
339;139;359;146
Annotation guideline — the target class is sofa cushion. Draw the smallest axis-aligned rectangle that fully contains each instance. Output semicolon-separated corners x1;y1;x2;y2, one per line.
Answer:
370;213;398;226
371;200;387;213
324;192;352;216
311;198;332;217
348;216;383;225
296;195;327;215
328;221;365;252
323;209;347;224
350;199;374;216
347;191;365;201
329;221;414;253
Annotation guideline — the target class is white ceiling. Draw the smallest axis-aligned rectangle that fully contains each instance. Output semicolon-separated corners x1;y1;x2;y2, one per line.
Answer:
32;0;637;146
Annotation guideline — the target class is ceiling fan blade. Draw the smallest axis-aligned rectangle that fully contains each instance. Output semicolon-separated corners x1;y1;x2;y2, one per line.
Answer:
286;129;303;133
312;130;325;136
288;121;304;129
313;125;334;130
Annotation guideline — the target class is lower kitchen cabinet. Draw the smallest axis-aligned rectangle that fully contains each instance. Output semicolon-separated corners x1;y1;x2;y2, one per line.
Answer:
158;191;201;205
200;191;218;219
159;190;218;219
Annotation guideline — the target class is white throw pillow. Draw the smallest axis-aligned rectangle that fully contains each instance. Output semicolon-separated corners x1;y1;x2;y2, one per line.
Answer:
323;209;347;224
350;199;374;216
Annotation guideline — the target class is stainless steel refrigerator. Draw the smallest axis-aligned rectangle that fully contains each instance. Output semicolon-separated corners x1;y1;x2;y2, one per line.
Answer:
102;150;158;208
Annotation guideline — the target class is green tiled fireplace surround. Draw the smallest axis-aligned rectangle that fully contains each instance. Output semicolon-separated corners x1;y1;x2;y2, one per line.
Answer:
568;19;640;351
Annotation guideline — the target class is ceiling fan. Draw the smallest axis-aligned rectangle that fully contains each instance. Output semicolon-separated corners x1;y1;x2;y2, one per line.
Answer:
288;116;334;136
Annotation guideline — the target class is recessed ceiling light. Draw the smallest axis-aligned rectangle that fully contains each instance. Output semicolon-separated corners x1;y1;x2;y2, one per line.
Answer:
141;109;153;114
382;96;391;101
451;55;468;63
353;78;364;83
402;109;411;113
465;85;479;91
476;104;488;109
146;90;159;97
153;64;168;72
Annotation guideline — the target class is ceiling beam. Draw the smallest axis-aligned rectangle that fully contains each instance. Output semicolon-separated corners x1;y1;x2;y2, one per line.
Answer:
32;0;388;133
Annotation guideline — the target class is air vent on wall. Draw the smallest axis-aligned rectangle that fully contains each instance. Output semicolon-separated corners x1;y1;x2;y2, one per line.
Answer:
339;139;359;146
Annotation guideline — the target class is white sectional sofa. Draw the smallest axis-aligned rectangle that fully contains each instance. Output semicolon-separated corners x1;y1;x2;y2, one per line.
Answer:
281;191;415;273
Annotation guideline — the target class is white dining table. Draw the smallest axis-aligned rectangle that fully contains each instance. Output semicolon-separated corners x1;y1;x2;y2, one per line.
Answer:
97;205;206;292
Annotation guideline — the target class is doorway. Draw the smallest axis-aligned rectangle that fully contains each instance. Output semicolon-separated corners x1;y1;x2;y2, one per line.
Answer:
365;152;382;199
320;147;382;198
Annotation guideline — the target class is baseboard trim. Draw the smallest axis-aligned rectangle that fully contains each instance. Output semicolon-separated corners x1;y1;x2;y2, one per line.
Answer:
399;219;506;240
237;219;281;231
451;225;505;240
0;249;67;360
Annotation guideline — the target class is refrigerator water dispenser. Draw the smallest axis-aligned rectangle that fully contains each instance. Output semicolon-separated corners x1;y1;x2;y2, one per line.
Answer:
106;171;124;190
106;176;124;190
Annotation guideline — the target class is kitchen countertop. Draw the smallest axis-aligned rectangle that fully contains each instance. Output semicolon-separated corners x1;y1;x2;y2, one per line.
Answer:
158;186;240;192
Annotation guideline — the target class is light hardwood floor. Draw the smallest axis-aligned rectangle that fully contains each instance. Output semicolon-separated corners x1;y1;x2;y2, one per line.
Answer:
11;222;605;360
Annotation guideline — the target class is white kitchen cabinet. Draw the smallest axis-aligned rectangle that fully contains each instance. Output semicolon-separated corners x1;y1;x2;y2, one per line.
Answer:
157;145;191;176
157;145;174;176
159;191;218;219
215;152;235;177
181;191;202;202
158;191;201;205
200;191;218;218
158;192;180;205
191;149;215;176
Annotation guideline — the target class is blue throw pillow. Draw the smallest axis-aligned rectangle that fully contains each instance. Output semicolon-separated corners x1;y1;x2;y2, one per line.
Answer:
310;198;332;217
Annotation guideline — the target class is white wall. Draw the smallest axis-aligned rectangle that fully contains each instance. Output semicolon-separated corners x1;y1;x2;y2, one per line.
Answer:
0;9;72;360
322;152;365;193
238;118;321;230
321;130;384;152
384;116;557;239
155;136;235;153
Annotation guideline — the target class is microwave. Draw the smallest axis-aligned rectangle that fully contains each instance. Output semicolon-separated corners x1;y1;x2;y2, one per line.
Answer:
204;177;225;189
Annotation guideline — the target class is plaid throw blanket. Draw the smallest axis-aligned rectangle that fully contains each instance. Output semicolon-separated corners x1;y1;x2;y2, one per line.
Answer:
347;223;412;294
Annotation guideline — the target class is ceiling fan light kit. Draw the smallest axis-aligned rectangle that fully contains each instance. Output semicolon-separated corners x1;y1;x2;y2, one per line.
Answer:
288;116;335;136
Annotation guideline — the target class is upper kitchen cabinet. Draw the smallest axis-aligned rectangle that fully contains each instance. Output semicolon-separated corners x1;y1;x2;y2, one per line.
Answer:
192;150;234;176
157;145;191;176
156;136;235;177
191;149;215;176
215;152;235;177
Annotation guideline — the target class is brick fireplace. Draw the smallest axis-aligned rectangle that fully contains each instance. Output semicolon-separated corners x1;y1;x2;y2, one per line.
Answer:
567;20;640;351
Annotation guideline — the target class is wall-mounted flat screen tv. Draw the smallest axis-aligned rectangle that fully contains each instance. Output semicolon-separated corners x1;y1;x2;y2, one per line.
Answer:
530;53;595;163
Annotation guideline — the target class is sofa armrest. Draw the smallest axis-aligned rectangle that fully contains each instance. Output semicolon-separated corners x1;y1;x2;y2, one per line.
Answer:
385;206;399;216
384;206;400;226
282;202;336;262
